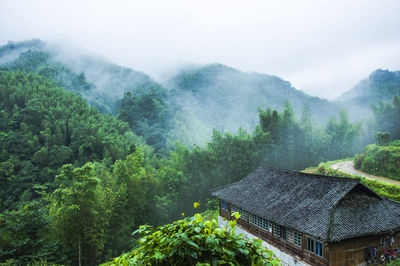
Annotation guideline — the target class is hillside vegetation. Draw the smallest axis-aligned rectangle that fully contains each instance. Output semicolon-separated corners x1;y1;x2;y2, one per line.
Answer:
167;64;340;144
0;69;365;264
1;39;400;264
336;69;400;121
353;95;400;180
354;141;400;180
0;71;140;211
315;163;400;202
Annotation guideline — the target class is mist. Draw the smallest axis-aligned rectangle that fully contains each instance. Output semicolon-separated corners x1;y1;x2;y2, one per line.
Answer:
1;0;400;100
1;38;390;147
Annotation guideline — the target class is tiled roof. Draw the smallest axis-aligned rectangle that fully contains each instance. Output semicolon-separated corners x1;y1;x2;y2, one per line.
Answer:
210;166;399;242
329;193;400;241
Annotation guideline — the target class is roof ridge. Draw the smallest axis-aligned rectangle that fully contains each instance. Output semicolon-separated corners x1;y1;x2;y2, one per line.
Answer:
209;181;240;193
210;167;265;194
259;165;360;183
386;198;400;206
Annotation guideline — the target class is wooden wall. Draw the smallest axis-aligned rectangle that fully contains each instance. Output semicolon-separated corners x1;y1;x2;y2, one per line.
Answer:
328;232;400;266
220;201;328;265
219;200;400;266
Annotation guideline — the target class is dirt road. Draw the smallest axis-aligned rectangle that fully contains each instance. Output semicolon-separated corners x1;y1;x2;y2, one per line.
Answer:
330;160;400;186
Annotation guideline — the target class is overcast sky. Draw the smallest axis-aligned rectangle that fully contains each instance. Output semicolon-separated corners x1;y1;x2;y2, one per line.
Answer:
1;0;400;99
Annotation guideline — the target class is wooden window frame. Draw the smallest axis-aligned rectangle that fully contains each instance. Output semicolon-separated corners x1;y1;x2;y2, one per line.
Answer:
306;237;323;257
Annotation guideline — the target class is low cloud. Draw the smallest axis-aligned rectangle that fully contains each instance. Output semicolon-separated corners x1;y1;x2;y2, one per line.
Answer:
1;0;400;99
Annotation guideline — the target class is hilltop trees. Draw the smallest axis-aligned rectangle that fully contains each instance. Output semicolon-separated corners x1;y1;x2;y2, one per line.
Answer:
372;95;400;140
324;110;362;159
49;163;108;266
117;87;173;154
0;70;140;211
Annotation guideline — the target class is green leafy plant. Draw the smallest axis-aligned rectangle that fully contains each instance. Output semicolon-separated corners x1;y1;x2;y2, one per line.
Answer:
111;204;280;265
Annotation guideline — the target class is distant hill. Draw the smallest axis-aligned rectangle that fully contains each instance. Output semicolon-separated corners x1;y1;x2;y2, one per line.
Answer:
336;69;400;120
0;39;161;113
5;40;398;147
166;63;340;143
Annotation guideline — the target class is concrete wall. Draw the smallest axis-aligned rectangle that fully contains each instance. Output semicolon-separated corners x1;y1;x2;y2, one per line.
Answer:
218;216;311;266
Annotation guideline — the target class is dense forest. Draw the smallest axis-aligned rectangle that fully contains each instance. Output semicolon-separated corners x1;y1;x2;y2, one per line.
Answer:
1;40;400;265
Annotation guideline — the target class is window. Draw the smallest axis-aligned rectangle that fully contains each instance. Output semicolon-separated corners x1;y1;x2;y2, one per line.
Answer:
230;205;248;220
287;229;302;247
273;224;289;240
380;235;387;247
287;229;294;242
307;238;323;257
315;241;323;257
264;219;273;233
249;214;261;227
273;224;287;239
249;214;272;232
274;224;281;238
281;227;287;240
294;232;302;247
307;238;315;253
221;201;228;210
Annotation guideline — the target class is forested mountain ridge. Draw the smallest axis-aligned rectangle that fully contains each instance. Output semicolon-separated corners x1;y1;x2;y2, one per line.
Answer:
336;69;400;120
0;39;163;114
2;40;400;149
0;40;340;148
167;63;340;140
0;40;175;152
337;69;400;102
0;70;141;211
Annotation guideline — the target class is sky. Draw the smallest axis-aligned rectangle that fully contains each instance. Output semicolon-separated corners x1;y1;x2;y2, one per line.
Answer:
1;0;400;99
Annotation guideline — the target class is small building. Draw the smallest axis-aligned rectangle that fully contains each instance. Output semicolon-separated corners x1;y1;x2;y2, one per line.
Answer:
210;167;400;266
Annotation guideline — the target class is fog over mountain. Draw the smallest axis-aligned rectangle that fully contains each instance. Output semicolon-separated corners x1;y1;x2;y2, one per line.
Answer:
2;39;399;147
1;0;400;100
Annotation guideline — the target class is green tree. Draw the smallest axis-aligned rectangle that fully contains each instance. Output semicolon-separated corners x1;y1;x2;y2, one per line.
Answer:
324;110;361;159
49;163;108;266
0;70;141;212
0;200;61;264
105;148;160;257
372;96;400;139
374;131;392;146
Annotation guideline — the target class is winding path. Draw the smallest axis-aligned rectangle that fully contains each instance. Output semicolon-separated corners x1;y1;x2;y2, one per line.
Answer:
330;160;400;186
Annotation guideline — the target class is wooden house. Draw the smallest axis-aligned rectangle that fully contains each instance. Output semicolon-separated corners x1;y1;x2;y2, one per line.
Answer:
210;167;400;265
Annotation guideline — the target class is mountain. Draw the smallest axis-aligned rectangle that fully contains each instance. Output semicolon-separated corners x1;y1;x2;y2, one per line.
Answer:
166;64;340;143
336;69;400;120
0;70;141;211
0;39;162;114
5;40;392;147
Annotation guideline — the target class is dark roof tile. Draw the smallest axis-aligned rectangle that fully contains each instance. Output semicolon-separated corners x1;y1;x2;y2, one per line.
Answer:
329;193;400;241
210;166;399;242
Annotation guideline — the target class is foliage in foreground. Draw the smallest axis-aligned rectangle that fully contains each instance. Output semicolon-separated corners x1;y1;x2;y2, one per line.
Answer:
316;163;400;202
111;208;280;266
388;258;400;266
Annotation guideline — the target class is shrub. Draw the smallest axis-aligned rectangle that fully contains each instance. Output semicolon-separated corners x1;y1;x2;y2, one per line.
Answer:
111;207;280;265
